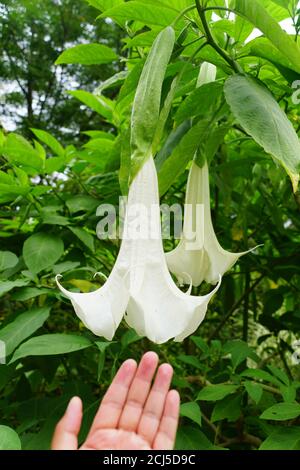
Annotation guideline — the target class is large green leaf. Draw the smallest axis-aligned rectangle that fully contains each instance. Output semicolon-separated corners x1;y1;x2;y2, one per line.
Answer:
260;402;300;420
158;120;208;195
175;425;222;450
0;306;50;356
243;381;263;404
68;227;95;252
0;280;29;298
0;251;18;271
0;184;30;204
223;339;259;368
0;425;21;450
23;232;64;274
87;0;123;12
224;75;300;192
10;334;92;363
235;0;300;72
31;129;64;157
175;82;223;125
2;133;44;172
100;1;178;27
245;37;299;76
69;90;114;122
197;384;239;401
211;394;242;423
259;427;300;450
180;402;202;426
55;43;117;65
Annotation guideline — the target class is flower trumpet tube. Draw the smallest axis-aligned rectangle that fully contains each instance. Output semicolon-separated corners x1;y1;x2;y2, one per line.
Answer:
166;161;256;287
124;156;220;344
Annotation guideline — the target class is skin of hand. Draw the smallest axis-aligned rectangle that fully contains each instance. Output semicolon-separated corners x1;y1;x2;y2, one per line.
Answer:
51;351;180;450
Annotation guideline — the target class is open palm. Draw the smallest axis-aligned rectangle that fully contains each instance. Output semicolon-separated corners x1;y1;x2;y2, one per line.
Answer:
51;352;180;450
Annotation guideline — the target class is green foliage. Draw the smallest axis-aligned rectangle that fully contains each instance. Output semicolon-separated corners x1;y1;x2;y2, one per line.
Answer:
0;0;300;451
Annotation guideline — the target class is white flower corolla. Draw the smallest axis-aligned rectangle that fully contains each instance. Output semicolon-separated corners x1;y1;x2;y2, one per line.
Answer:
56;246;130;341
166;161;256;287
56;157;220;343
124;157;220;344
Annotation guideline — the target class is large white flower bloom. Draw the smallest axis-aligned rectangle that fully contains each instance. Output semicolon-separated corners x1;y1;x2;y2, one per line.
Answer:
166;161;255;287
125;157;220;343
57;157;220;343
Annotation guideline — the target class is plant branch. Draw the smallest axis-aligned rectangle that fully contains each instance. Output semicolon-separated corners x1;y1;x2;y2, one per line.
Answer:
195;0;242;74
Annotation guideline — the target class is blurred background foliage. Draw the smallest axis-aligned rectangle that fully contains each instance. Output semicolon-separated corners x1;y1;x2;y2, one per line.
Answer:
0;0;300;451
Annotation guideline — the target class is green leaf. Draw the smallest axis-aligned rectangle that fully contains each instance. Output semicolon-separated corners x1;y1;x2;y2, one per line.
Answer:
197;384;239;401
130;26;175;178
175;82;223;125
191;336;210;354
0;184;30;203
121;329;143;348
211;394;242;422
10;334;92;363
11;287;51;301
259;427;300;450
31;129;64;157
23;232;64;274
69;90;114;122
241;368;282;386
100;1;177;27
224;75;300;192
55;43;117;65
44;156;65;173
0;251;18;271
244;381;263;404
0;425;21;450
260;402;300;421
155;120;192;171
178;354;203;369
0;306;50;356
0;280;29;298
223;339;259;368
2;133;43;172
66;195;99;214
52;261;81;275
267;365;290;386
246;37;300;76
159;120;208;195
87;0;123;13
175;425;222;450
235;0;300;73
180;402;202;426
68;227;95;252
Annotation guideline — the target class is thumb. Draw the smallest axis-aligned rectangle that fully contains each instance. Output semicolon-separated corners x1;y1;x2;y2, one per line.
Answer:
51;396;82;450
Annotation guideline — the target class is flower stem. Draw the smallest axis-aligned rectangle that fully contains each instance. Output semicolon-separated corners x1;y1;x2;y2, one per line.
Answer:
195;0;243;74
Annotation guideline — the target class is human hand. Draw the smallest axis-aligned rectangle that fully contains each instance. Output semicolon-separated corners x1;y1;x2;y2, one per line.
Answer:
51;352;180;450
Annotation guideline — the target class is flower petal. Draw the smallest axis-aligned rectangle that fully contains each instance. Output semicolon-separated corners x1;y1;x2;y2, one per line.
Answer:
56;256;130;341
166;162;257;286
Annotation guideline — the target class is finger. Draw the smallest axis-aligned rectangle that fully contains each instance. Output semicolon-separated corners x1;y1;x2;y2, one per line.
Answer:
137;363;173;445
51;396;82;450
88;358;137;433
153;390;180;450
118;351;159;432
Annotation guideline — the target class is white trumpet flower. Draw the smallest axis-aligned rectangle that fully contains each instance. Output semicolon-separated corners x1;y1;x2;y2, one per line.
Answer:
56;157;220;343
124;157;220;344
166;161;255;287
56;247;130;341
